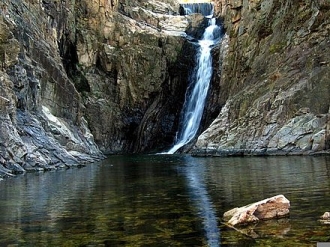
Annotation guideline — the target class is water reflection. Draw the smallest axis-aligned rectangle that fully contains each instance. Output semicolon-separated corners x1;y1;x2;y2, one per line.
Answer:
0;155;329;246
181;156;220;246
0;166;98;246
200;156;330;246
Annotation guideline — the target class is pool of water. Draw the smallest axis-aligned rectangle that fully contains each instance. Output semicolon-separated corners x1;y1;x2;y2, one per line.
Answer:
0;155;329;246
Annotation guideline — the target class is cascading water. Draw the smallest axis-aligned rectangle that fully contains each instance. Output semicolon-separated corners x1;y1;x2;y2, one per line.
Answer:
166;4;223;154
180;3;214;16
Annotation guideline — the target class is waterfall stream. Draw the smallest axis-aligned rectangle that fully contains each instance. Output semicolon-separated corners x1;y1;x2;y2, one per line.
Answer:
166;4;223;154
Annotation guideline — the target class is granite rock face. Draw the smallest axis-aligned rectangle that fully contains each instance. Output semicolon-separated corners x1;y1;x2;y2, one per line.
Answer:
1;0;329;178
0;0;207;177
193;0;330;156
0;1;105;177
74;0;196;154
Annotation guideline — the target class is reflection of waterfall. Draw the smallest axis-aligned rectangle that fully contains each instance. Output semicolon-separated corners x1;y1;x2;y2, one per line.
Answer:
166;4;223;154
182;156;220;246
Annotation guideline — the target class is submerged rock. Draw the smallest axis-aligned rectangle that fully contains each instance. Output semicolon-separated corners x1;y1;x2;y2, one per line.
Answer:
223;195;290;226
222;218;291;240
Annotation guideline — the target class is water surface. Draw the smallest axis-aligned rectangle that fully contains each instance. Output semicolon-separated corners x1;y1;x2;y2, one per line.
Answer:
0;155;329;246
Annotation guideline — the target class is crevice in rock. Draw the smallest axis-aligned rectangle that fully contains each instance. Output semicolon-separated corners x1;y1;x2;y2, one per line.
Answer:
58;33;90;93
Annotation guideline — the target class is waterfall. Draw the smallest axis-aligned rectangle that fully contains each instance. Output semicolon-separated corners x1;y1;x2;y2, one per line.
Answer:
180;3;214;17
166;4;223;154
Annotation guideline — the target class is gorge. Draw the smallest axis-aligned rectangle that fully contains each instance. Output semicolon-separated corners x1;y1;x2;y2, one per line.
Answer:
0;0;329;177
166;3;223;154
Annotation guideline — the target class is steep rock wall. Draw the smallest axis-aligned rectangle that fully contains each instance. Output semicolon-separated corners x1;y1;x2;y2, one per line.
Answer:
67;0;202;153
0;0;105;178
193;0;330;156
0;0;206;177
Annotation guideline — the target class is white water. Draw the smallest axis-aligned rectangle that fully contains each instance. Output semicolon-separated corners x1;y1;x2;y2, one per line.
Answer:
181;3;213;17
166;15;222;154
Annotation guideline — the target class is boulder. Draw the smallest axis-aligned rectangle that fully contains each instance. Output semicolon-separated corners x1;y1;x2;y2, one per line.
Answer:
223;195;290;226
319;212;330;225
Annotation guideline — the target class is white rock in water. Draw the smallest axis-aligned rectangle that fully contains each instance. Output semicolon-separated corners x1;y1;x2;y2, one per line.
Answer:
223;195;290;226
320;212;330;219
319;212;330;224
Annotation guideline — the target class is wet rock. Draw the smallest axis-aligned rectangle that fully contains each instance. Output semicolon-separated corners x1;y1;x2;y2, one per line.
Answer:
3;162;25;174
223;195;290;226
223;218;291;240
0;164;15;178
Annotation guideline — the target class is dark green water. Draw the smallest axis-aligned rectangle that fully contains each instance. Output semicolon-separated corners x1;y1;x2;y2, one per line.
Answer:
0;155;329;246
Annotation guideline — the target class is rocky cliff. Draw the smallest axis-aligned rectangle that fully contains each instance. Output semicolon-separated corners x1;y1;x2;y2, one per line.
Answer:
74;0;197;154
193;0;330;156
0;0;208;177
1;0;329;178
0;0;107;178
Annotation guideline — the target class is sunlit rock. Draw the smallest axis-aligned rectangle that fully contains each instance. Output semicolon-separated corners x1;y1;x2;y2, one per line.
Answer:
319;212;330;225
192;0;330;156
223;195;290;226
